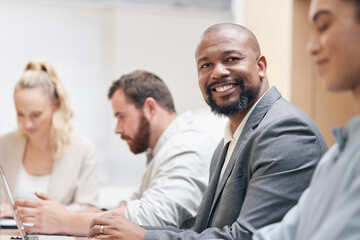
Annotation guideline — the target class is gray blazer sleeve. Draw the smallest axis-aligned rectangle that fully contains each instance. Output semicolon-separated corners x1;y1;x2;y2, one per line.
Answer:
144;104;328;239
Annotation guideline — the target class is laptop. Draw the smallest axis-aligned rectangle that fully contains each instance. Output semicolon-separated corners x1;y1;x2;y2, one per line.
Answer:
0;165;85;240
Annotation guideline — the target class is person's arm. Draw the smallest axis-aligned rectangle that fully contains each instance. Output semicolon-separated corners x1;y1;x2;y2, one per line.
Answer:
16;193;104;236
308;175;360;239
89;115;327;240
124;147;208;227
144;116;327;239
252;189;309;240
255;148;360;240
88;212;146;240
110;203;127;217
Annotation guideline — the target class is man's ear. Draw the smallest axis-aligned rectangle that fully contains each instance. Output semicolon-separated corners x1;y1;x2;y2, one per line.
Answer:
257;55;267;79
143;97;157;119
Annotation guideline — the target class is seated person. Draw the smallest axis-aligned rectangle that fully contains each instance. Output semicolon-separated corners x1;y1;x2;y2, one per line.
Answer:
0;58;98;217
86;23;328;240
253;0;360;239
15;70;215;235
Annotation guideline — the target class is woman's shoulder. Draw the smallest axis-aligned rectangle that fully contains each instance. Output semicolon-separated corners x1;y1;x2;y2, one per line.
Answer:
0;132;26;162
0;131;26;146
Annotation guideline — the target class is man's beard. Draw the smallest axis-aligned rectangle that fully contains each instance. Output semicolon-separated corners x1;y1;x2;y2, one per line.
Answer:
205;78;260;116
122;112;150;154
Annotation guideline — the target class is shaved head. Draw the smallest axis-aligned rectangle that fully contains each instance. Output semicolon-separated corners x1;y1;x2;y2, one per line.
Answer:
198;23;261;57
195;23;268;117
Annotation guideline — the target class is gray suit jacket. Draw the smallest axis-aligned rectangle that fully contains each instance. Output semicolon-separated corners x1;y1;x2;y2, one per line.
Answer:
145;87;328;239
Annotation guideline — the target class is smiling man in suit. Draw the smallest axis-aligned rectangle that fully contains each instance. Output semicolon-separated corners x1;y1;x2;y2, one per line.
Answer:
88;23;328;240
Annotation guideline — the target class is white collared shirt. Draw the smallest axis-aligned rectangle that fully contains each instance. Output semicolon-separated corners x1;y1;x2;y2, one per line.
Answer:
125;112;216;227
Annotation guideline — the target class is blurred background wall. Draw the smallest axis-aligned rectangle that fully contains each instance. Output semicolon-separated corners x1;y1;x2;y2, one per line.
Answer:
0;0;354;208
0;0;233;208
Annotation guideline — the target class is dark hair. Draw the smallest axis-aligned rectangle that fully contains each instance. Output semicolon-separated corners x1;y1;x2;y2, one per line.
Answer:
108;70;176;113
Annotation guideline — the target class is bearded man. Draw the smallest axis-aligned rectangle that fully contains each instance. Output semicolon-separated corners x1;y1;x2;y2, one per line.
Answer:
87;23;328;240
16;70;215;236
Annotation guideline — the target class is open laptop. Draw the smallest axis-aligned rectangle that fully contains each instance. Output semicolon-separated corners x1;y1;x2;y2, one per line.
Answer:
0;165;85;240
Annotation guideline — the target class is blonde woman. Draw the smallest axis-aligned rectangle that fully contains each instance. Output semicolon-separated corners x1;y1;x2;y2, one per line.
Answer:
0;58;98;218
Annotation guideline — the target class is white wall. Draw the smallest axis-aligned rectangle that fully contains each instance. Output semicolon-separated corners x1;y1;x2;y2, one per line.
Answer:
0;0;230;206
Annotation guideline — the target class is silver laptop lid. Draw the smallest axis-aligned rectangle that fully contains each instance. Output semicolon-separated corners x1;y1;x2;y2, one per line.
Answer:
0;164;28;239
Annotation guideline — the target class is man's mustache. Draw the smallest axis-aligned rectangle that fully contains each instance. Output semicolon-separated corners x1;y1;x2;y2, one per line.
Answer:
121;135;131;141
206;78;242;93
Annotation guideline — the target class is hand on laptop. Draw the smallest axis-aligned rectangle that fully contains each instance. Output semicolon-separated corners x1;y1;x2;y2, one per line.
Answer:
0;203;13;218
15;192;68;235
88;212;146;240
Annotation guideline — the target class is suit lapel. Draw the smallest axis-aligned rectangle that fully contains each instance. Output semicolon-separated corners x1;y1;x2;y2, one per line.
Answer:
211;126;252;207
204;87;282;228
194;141;230;232
247;87;281;129
207;126;254;223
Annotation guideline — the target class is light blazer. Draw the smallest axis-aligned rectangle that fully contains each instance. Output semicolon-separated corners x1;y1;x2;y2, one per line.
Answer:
144;87;328;239
0;132;98;210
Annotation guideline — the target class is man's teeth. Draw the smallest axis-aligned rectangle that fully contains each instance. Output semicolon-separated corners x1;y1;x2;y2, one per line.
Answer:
215;85;234;92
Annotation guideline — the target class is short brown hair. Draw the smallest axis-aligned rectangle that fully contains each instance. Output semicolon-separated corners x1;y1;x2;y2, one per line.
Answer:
108;70;176;113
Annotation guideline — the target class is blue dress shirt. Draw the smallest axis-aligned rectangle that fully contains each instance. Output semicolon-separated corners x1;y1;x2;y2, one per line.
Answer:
253;115;360;240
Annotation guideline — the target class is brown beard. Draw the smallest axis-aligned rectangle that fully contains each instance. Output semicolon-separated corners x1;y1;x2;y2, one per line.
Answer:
125;111;151;154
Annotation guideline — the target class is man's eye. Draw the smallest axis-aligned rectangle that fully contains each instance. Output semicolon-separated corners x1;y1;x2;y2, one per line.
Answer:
227;57;239;62
200;63;211;69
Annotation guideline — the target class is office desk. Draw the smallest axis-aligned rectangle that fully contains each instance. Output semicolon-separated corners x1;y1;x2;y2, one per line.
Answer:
0;229;87;240
0;229;20;239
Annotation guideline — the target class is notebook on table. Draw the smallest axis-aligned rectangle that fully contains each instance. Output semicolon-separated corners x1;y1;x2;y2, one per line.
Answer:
0;218;17;228
0;165;86;240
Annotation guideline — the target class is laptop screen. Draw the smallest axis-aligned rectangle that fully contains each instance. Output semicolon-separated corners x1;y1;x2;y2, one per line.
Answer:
0;164;28;239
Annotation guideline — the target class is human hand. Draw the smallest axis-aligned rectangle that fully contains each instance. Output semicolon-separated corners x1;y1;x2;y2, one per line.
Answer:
108;203;126;216
88;212;146;240
78;206;102;213
15;192;68;234
0;203;13;218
